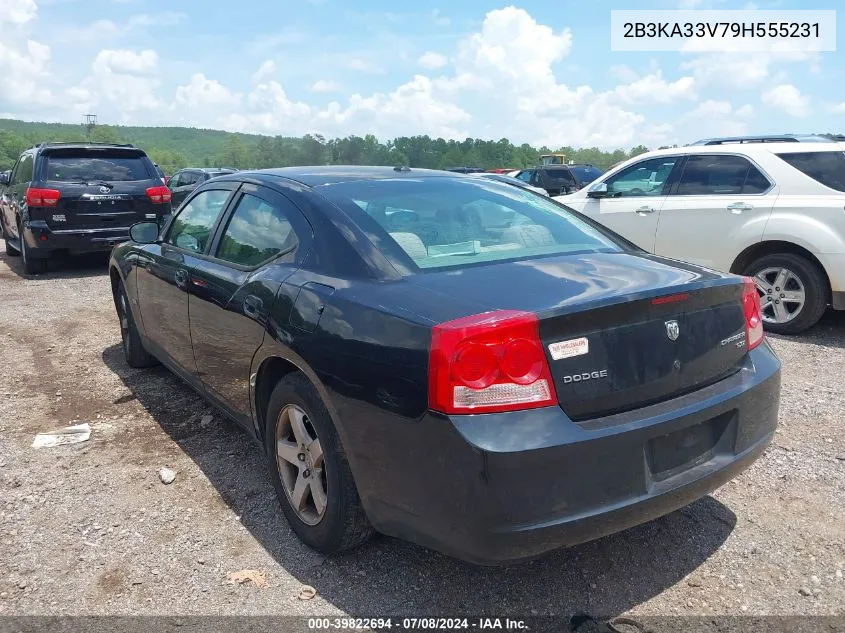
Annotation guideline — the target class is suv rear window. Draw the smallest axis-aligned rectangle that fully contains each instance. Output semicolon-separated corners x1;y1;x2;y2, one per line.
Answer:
42;150;153;182
317;178;623;272
569;166;604;183
776;151;845;192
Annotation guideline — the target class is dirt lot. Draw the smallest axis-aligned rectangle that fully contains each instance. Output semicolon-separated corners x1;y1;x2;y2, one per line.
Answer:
0;244;843;620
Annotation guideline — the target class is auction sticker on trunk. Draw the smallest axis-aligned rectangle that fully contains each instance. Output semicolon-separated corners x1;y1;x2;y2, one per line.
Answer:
548;337;589;360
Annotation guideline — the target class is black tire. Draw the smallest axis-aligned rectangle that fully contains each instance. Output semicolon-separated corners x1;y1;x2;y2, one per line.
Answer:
743;252;828;335
115;281;158;368
20;232;47;274
4;237;20;256
265;373;373;554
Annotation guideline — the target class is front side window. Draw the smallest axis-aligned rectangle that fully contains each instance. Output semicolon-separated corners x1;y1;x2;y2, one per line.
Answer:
169;173;183;188
675;154;771;195
42;150;152;182
215;193;298;267
166;189;231;253
317;178;623;272
776;151;845;192
11;154;34;185
604;156;680;197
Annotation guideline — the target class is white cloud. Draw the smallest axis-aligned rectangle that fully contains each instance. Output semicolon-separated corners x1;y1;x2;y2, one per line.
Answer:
345;58;382;74
762;84;810;117
92;49;157;75
830;102;845;114
126;11;185;27
175;73;241;110
418;51;448;70
310;79;341;93
314;75;471;140
431;9;450;27
1;0;37;25
251;60;276;83
614;71;696;105
681;51;819;89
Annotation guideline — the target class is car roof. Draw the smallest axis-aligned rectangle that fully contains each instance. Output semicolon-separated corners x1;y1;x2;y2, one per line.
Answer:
236;166;459;187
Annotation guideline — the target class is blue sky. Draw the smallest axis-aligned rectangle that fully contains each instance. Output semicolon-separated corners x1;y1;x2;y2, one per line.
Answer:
1;0;843;148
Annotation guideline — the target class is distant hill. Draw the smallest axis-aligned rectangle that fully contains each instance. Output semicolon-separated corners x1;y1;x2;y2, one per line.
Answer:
0;117;652;174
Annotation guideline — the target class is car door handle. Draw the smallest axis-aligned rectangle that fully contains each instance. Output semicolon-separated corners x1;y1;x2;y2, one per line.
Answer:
244;295;263;318
174;269;188;290
727;202;753;214
635;206;656;215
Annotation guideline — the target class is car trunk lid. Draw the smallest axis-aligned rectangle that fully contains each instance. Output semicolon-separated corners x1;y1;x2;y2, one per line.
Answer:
406;252;749;420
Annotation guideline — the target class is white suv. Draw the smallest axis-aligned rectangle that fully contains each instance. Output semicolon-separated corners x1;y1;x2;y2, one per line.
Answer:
555;141;845;334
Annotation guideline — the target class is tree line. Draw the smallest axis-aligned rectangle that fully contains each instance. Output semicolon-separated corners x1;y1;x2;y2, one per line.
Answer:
3;118;840;176
0;119;653;175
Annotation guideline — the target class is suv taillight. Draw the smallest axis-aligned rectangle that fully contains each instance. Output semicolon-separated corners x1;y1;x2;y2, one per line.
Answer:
429;310;557;415
742;277;764;350
25;188;61;207
146;185;172;204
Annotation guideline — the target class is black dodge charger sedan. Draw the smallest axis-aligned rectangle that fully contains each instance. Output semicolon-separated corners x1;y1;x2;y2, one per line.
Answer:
109;166;780;564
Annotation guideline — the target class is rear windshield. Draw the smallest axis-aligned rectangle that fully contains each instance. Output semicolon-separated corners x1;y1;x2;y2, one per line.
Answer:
42;150;153;182
544;169;577;183
776;151;845;192
569;166;604;183
317;177;623;272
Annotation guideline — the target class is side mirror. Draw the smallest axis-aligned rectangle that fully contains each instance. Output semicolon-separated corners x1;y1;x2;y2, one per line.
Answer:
129;221;160;244
587;182;609;199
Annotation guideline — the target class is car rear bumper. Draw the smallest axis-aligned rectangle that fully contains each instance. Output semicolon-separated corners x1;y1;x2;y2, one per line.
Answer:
23;221;129;256
357;343;780;564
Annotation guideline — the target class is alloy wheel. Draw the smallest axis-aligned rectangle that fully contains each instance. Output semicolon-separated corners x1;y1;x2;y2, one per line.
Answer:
754;267;806;324
275;404;327;526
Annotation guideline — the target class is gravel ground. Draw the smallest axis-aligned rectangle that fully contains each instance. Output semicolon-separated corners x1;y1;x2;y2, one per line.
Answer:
0;244;843;619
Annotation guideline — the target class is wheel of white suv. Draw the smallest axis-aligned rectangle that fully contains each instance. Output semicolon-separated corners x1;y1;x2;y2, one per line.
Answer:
744;253;828;335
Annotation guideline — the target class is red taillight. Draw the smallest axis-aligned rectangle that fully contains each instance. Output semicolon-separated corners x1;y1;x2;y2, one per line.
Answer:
742;277;764;350
25;188;61;207
146;185;172;204
429;310;557;414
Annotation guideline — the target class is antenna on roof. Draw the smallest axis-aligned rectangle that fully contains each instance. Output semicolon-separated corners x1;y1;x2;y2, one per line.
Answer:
393;165;410;172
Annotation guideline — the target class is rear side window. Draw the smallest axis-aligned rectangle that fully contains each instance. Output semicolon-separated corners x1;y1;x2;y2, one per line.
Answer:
215;193;298;267
675;155;771;195
317;178;623;272
42;150;153;182
167;189;231;253
544;169;577;184
776;151;845;192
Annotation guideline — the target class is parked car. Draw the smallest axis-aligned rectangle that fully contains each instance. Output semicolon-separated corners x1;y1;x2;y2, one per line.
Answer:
555;142;845;334
513;164;604;196
445;167;485;174
168;167;237;207
110;166;780;564
0;142;171;274
470;171;549;196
